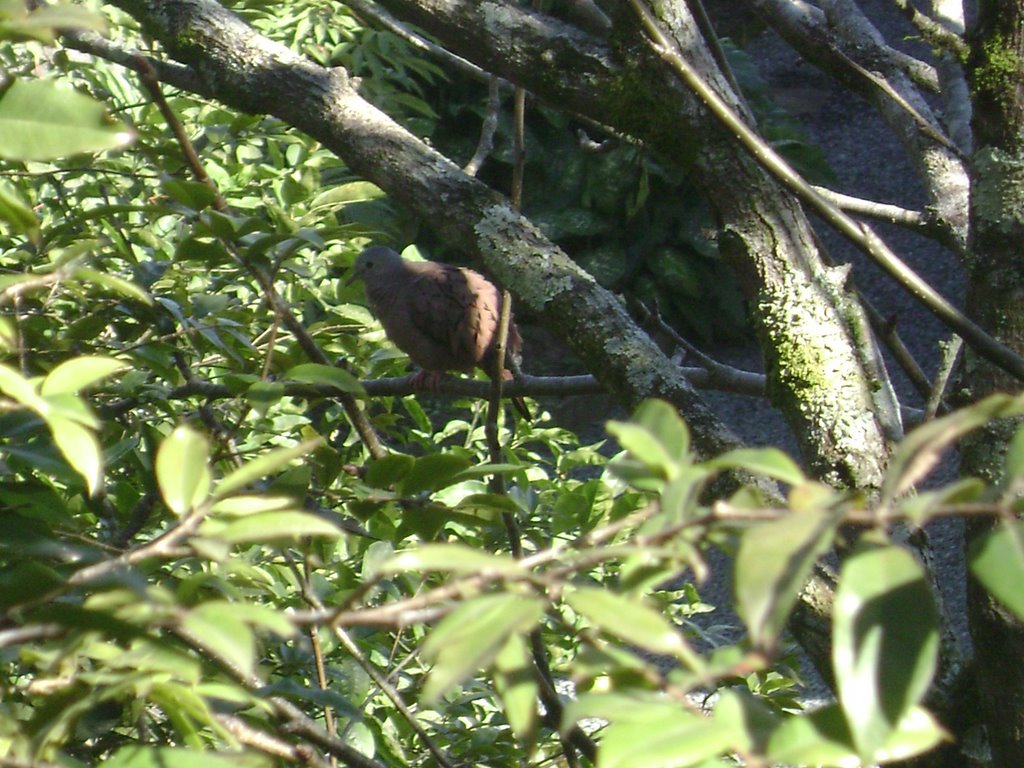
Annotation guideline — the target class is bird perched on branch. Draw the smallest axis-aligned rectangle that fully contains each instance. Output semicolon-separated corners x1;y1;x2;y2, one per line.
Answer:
346;246;530;419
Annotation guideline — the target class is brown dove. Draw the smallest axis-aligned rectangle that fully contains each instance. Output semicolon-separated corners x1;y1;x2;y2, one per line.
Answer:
346;246;530;419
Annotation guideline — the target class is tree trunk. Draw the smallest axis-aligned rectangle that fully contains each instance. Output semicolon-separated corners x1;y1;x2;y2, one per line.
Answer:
962;2;1024;765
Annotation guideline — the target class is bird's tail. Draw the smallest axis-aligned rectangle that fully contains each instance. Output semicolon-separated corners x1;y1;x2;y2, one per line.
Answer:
500;368;532;421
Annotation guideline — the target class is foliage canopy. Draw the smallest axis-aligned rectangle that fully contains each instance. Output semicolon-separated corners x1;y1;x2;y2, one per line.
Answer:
1;2;1023;768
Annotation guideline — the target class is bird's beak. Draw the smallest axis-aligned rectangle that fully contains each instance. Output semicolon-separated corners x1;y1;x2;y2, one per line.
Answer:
344;269;361;287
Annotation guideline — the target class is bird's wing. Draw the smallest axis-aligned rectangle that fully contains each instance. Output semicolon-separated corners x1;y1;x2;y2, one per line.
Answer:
404;266;484;370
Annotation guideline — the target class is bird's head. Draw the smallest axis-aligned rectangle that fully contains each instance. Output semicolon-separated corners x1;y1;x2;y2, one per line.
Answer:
345;245;404;287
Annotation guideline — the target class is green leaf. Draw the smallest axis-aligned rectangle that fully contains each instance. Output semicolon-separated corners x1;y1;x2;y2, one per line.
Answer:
204;510;341;544
0;180;38;240
600;708;733;768
401;453;472;495
0;4;106;43
190;600;296;640
364;453;415;489
421;593;544;703
386;543;523;576
494;634;539;751
712;689;777;754
766;704;944;767
896;477;986;527
215;438;321;498
156;425;212;516
833;542;939;762
0;316;16;352
73;266;153;305
210;495;297;517
245;380;285;417
765;704;858;766
309;181;386;210
162;178;219;211
0;362;49;413
48;414;103;495
734;507;837;649
564;586;700;665
40;356;127;396
285;362;365;394
707;447;806;486
43;392;100;429
882;393;1024;504
181;605;257;679
0;78;134;161
607;399;690;479
633;399;689;451
970;520;1024;620
1004;422;1024;483
873;706;947;764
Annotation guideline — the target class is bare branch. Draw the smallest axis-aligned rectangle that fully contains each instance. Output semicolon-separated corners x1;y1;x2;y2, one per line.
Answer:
890;0;970;58
464;77;501;177
341;0;493;84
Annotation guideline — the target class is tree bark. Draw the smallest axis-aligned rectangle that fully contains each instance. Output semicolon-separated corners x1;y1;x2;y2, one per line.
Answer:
962;1;1024;764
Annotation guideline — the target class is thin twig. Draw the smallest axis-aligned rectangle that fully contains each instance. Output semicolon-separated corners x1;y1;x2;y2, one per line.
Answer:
216;713;331;767
464;77;501;177
926;336;962;419
859;296;934;406
340;0;494;84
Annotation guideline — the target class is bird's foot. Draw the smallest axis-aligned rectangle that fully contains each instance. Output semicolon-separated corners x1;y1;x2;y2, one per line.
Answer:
411;369;445;394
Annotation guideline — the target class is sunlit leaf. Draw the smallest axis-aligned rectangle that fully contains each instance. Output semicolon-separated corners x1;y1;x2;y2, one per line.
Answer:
181;605;256;679
204;511;341;544
882;393;1024;503
970;520;1024;620
245;380;285;417
73;266;153;305
766;703;945;767
156;426;212;516
494;634;539;751
0;3;106;43
0;78;134;161
707;447;806;486
421;593;544;703
386;543;522;576
48;414;102;495
564;586;700;666
40;356;127;396
833;541;938;762
401;453;472;495
215;438;321;498
0;362;48;413
210;495;297;517
735;507;837;649
0;180;38;241
600;708;733;768
285;362;364;394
